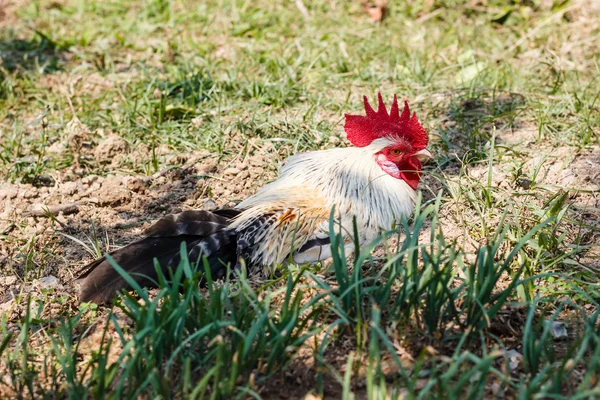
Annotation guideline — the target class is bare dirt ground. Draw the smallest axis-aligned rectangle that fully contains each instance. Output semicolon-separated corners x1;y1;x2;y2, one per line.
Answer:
0;127;276;296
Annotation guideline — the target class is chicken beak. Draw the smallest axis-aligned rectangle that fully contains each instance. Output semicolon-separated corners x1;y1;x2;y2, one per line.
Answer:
414;148;433;163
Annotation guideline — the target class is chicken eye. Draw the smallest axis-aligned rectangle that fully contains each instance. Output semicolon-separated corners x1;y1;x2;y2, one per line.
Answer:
389;149;402;156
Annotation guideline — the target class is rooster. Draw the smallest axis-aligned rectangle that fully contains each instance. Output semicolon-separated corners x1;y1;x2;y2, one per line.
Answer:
76;93;432;303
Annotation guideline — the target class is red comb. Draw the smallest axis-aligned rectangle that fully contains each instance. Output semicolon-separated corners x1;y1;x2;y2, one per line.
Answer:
344;93;428;149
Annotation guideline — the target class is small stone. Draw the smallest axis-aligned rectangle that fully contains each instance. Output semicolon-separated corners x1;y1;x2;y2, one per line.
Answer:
202;198;218;210
224;167;240;175
547;320;568;339
34;275;61;289
506;349;522;371
60;181;79;196
516;177;532;189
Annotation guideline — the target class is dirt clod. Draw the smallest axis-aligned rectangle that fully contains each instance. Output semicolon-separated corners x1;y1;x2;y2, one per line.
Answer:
94;134;129;164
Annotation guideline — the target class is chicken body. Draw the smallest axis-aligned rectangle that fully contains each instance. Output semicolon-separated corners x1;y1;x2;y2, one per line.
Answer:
232;139;417;269
76;94;430;303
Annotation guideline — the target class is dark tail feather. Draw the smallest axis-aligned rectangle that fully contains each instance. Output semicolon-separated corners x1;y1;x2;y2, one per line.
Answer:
74;209;241;304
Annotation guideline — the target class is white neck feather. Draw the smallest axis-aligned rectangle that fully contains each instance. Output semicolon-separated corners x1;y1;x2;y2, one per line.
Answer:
238;141;416;237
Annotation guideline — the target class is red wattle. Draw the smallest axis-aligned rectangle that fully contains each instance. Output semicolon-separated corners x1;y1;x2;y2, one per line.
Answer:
397;158;422;190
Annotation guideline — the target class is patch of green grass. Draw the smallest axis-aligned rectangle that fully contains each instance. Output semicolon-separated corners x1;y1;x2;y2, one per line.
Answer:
2;205;599;398
2;0;596;179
